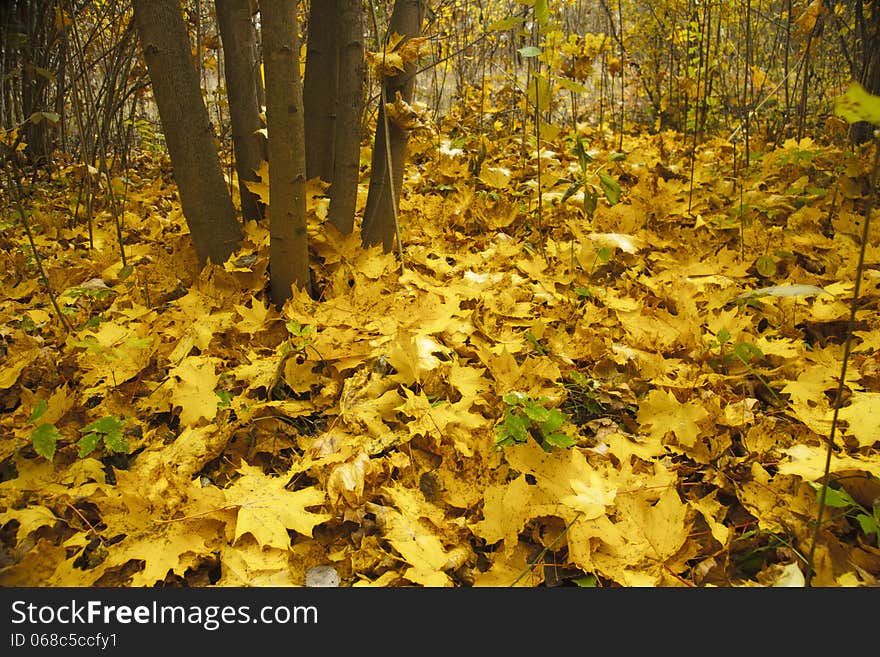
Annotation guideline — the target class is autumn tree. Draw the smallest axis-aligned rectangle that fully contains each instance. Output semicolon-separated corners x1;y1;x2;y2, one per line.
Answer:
215;0;266;223
361;0;426;251
131;0;242;267
261;0;311;304
303;0;366;235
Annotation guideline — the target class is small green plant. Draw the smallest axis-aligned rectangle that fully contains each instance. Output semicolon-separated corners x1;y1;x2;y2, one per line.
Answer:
27;399;62;460
78;415;129;458
561;135;623;219
495;391;576;451
285;319;315;353
814;482;880;548
731;527;807;579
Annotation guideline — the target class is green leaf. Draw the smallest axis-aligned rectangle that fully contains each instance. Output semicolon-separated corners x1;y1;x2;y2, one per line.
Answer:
573;574;598;587
28;398;48;424
102;430;129;454
733;341;762;363
117;264;134;281
535;0;550;26
78;432;102;458
82;415;125;436
598;171;620;205
572;135;592;172
561;179;586;204
498;411;529;444
518;46;542;58
216;389;234;407
583;187;598;217
31;423;61;460
524;402;552;423
855;514;879;544
544;431;576;448
540;408;567;433
834;80;880;127
820;486;856;509
755;255;777;278
573;286;592;298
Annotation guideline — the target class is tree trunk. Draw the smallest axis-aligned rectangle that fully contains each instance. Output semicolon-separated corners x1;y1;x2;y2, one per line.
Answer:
852;0;880;144
361;0;425;252
261;0;311;305
132;0;242;266
327;0;365;235
215;0;266;223
303;0;337;182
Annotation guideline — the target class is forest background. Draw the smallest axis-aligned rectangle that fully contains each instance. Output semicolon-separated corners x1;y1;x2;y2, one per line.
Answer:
1;0;879;588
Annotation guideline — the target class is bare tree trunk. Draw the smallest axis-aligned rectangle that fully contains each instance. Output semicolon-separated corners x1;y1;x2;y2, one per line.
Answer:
132;0;242;266
852;0;880;144
216;0;266;223
327;0;365;235
361;0;425;251
303;0;337;182
261;0;311;305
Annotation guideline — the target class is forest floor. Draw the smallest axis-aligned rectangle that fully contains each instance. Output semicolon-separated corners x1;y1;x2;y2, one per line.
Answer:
1;120;879;587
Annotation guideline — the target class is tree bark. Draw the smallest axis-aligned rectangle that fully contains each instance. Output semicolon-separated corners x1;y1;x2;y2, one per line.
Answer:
215;0;266;223
852;0;880;144
303;0;337;182
132;0;242;266
361;0;425;251
327;0;365;235
261;0;311;305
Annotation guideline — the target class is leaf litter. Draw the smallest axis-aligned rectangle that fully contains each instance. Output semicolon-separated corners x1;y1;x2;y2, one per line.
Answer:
1;125;879;588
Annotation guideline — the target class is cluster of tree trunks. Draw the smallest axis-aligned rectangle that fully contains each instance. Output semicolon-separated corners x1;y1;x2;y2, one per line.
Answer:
130;0;424;306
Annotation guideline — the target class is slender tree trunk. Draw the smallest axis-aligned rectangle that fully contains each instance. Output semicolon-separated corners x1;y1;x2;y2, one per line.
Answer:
328;0;365;235
361;0;425;251
303;0;338;182
261;0;311;305
215;0;266;223
853;0;880;144
132;0;242;266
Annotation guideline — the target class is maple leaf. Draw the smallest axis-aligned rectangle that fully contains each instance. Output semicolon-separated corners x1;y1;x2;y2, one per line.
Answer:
243;160;270;204
217;540;299;586
637;388;709;448
778;444;880;481
369;500;453;587
838;392;880;448
234;295;271;335
169;355;220;426
224;463;331;550
0;505;59;546
560;471;617;519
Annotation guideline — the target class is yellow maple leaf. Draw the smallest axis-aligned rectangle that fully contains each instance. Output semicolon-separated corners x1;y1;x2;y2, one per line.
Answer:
560;471;617;519
224;463;331;550
365;33;428;78
637;388;709;447
244;160;270;205
0;505;58;546
838;392;880;448
370;500;453;587
234;295;270;335
777;444;880;480
218;539;299;587
169;355;220;426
